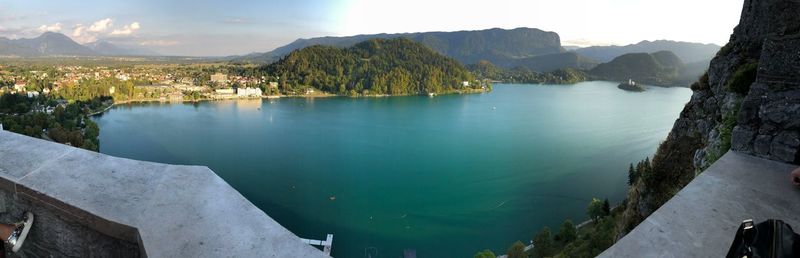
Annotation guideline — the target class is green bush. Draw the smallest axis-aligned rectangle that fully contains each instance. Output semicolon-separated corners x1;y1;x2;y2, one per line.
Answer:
473;249;496;258
690;72;710;91
727;63;758;94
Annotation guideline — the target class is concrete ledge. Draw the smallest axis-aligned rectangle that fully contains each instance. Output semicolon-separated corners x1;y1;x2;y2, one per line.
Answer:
0;131;328;257
600;151;800;257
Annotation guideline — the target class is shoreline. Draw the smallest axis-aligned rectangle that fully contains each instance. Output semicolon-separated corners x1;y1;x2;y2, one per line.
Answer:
89;88;491;116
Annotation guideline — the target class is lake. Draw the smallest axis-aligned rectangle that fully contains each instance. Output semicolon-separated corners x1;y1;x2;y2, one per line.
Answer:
93;82;692;257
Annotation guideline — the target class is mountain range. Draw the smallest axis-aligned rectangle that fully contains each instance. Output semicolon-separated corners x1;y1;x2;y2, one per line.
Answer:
574;40;720;63
1;30;717;86
0;32;158;57
248;27;568;69
245;28;721;75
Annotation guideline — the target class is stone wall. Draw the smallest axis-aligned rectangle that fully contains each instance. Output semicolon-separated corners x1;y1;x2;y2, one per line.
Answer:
0;186;139;257
0;131;328;257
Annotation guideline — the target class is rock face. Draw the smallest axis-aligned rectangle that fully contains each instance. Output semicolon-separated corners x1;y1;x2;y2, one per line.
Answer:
693;0;800;166
733;35;800;163
618;0;800;236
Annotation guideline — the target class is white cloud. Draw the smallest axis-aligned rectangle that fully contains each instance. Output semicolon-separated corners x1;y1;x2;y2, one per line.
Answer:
139;40;179;46
71;23;96;43
88;18;113;32
110;22;140;36
37;22;62;33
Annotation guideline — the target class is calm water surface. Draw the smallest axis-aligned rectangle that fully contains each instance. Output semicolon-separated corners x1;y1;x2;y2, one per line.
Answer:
94;82;691;257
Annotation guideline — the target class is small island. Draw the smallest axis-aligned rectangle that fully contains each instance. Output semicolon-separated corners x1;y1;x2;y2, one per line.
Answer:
618;79;645;92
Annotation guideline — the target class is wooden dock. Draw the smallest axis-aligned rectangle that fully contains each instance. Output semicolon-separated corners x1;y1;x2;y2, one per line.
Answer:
301;234;334;256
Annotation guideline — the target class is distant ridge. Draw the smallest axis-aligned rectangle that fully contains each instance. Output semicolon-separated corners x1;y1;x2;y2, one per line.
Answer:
85;40;160;56
6;32;96;56
0;32;158;57
574;40;721;63
246;28;597;71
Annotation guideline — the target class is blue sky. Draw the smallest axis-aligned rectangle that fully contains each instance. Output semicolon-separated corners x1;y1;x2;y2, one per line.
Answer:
0;0;743;56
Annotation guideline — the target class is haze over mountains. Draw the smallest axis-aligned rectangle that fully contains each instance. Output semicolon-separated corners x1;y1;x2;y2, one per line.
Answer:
0;32;158;57
574;40;721;63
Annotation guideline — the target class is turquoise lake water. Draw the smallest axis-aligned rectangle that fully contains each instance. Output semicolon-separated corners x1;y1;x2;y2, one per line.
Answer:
93;82;692;257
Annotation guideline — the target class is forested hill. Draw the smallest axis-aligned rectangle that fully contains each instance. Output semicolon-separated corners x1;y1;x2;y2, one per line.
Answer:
589;51;690;86
251;28;565;68
263;38;484;96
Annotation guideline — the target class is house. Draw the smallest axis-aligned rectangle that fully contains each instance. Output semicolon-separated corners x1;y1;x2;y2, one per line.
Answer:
462;81;470;87
215;88;235;95
26;91;39;98
236;87;263;97
211;73;228;85
13;82;26;92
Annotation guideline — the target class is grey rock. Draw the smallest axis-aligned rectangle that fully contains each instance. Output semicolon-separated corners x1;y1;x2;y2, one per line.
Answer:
731;126;756;152
754;134;773;155
770;131;800;162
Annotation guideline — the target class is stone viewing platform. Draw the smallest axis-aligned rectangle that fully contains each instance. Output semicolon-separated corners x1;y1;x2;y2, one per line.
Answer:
0;130;328;257
600;151;799;257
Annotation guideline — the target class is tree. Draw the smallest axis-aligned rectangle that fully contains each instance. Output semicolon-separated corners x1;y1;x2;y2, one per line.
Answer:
602;199;611;217
628;163;637;186
533;226;554;257
587;198;605;221
557;219;577;243
506;241;526;258
473;249;496;258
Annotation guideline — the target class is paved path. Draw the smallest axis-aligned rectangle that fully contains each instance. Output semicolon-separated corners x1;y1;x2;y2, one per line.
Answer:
600;151;799;257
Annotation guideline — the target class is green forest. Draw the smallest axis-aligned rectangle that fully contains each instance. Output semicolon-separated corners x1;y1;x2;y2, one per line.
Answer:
0;93;103;151
468;60;587;84
263;38;486;96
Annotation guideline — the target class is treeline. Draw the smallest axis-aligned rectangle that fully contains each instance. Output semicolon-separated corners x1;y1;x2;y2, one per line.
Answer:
468;60;587;84
0;93;103;151
263;38;484;96
477;198;617;258
55;78;136;101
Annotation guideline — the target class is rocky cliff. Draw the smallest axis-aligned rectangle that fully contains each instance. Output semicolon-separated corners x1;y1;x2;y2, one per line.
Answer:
618;0;800;236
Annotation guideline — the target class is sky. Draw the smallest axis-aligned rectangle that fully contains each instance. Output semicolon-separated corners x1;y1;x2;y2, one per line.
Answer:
0;0;744;56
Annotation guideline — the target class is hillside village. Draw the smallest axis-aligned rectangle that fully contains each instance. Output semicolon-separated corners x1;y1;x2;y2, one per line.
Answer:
0;64;284;105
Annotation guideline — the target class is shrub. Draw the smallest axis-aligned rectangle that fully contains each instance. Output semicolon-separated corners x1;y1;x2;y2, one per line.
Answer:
473;249;496;258
727;63;758;94
506;241;526;258
533;227;554;257
690;72;710;91
558;220;577;243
